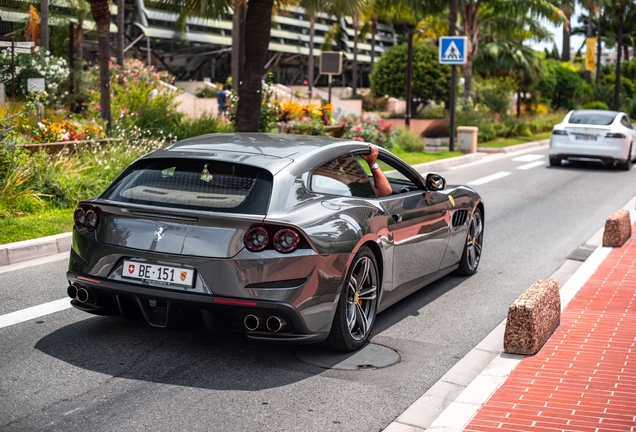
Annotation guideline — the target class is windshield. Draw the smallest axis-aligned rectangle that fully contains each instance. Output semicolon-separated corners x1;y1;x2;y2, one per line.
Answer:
104;158;273;214
568;111;617;126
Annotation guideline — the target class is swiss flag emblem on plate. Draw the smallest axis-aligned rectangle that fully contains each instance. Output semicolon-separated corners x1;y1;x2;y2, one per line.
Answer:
128;264;135;274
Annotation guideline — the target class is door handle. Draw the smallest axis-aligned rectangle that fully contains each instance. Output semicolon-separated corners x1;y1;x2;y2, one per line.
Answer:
392;214;402;223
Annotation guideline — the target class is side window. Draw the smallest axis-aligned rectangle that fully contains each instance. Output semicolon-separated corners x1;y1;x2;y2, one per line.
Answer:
311;155;376;198
356;155;420;192
621;116;633;129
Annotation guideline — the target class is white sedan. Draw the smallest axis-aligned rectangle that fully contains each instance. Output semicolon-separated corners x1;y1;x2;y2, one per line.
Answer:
549;110;636;170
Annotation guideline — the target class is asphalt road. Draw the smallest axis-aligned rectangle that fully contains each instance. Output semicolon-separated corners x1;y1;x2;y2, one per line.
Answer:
2;147;636;432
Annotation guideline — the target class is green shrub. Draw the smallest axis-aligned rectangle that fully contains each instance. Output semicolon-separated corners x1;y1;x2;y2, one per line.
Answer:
285;118;326;136
416;102;446;119
371;40;451;105
392;128;425;152
362;93;388;112
195;86;218;98
538;60;585;110
173;113;233;140
582;101;609;110
473;77;516;115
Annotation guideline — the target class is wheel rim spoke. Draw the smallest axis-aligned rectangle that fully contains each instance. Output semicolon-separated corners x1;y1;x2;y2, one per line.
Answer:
354;302;368;340
358;285;377;301
355;257;370;290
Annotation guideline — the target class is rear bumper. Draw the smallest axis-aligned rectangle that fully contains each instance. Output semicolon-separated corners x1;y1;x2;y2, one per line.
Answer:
66;271;329;344
549;137;630;163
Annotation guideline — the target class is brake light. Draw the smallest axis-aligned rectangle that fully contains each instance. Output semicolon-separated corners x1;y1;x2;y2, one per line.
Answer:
85;209;98;231
244;226;269;252
552;129;568;135
273;228;300;253
606;133;626;138
74;207;86;228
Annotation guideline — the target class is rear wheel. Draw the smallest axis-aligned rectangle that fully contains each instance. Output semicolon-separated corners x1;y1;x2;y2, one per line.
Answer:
456;207;484;276
549;156;561;167
618;145;633;171
324;246;379;352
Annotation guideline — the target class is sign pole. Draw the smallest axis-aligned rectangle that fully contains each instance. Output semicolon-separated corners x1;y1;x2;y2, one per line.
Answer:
69;22;75;111
10;36;15;99
328;74;332;104
449;65;456;152
405;30;414;129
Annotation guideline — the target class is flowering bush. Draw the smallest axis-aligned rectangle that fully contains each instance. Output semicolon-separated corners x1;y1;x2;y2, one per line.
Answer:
341;115;395;147
29;119;104;143
285;117;326;136
0;47;70;104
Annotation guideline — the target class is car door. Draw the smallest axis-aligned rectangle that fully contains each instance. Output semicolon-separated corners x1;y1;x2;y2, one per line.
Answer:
370;155;450;291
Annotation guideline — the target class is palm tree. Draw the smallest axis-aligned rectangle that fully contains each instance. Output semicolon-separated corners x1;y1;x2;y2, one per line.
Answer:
67;0;91;59
87;0;112;129
116;0;125;65
608;0;628;110
458;0;562;99
554;0;575;61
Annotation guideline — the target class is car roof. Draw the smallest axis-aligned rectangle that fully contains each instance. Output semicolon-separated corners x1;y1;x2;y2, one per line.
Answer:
145;133;369;173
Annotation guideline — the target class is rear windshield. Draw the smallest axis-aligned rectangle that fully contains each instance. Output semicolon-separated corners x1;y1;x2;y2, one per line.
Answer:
568;111;617;126
103;159;272;214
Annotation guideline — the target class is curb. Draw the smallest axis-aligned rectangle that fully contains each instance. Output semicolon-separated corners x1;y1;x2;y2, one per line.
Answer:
411;152;485;173
476;139;549;154
0;233;72;266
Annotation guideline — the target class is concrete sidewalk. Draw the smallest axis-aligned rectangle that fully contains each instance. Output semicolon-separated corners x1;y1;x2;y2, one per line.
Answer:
385;209;636;431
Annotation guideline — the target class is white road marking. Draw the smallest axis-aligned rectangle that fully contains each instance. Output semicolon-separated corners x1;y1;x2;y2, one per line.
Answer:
0;298;71;329
512;154;544;162
467;171;511;186
517;161;545;170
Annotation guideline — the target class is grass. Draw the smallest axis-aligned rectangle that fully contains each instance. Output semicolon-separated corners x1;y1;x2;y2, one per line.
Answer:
0;208;74;245
479;132;552;148
389;148;463;165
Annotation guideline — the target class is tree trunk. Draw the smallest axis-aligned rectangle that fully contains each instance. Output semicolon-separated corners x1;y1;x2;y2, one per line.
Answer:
308;13;315;97
613;4;624;111
116;0;124;65
562;11;571;61
77;17;84;59
370;19;377;67
40;0;49;51
460;3;479;99
235;0;274;132
231;1;246;91
351;14;359;98
624;45;629;62
88;0;112;130
595;9;602;87
586;7;593;83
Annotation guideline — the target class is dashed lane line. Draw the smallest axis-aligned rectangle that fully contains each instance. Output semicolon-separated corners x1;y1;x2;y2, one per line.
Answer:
512;154;544;162
0;298;71;329
517;160;546;170
466;171;511;186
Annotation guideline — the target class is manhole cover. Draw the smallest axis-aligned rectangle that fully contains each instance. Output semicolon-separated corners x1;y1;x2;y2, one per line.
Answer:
295;343;400;370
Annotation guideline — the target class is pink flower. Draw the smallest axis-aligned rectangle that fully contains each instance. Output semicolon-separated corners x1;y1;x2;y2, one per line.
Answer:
351;137;365;142
94;105;101;111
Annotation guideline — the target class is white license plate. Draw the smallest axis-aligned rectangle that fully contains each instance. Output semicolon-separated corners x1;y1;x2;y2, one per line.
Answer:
122;261;195;287
575;134;596;141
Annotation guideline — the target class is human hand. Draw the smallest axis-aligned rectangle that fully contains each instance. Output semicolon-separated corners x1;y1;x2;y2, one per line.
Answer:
360;144;378;165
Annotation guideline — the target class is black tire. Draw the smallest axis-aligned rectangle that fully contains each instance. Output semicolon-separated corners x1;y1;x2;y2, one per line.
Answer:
549;156;561;167
455;207;484;276
324;246;379;352
618;145;633;171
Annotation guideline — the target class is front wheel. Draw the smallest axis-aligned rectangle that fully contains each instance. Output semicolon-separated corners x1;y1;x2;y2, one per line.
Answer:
455;207;484;276
324;246;379;352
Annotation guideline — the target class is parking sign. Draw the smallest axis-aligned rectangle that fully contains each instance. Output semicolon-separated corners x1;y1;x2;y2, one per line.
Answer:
439;37;467;65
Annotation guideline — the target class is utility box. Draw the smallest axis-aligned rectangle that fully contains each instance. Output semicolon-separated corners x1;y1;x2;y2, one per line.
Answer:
457;126;478;153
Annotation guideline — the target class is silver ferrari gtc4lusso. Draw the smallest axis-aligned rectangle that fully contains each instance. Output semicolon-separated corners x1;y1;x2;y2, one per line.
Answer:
67;133;484;351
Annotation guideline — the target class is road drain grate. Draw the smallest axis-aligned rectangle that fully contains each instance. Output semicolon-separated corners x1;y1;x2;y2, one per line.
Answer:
567;244;596;262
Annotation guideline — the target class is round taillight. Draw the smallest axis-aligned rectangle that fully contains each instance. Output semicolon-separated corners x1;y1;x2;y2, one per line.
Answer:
74;207;85;228
85;209;98;231
244;226;269;252
273;229;300;253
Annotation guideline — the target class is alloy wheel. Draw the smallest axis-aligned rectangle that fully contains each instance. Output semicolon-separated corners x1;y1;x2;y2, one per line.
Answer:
466;211;483;271
345;256;378;341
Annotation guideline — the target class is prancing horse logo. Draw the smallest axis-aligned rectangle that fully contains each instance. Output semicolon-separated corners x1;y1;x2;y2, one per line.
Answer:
153;226;165;242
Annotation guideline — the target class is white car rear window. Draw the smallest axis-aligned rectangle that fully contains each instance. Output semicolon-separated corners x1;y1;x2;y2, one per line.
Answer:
568;112;617;126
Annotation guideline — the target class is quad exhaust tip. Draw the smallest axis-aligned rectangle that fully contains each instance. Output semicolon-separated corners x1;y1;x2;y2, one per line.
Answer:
266;316;286;333
244;314;260;331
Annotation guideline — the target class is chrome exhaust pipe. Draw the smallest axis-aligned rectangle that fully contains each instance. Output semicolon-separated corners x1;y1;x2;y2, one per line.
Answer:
76;287;90;303
266;316;286;333
244;314;260;331
67;285;78;299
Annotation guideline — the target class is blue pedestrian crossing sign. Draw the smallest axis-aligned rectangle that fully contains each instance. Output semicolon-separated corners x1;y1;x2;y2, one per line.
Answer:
439;36;467;64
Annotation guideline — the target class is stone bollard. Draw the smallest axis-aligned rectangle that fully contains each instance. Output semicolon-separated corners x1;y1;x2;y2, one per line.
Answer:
602;209;631;247
503;279;560;355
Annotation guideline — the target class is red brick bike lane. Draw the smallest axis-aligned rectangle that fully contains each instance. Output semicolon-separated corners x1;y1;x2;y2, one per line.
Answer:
465;223;636;432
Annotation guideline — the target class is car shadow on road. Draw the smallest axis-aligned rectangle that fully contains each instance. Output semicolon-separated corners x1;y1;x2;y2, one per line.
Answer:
34;316;324;391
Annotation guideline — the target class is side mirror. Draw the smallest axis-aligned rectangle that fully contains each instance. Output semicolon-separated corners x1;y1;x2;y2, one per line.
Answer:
426;173;446;191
